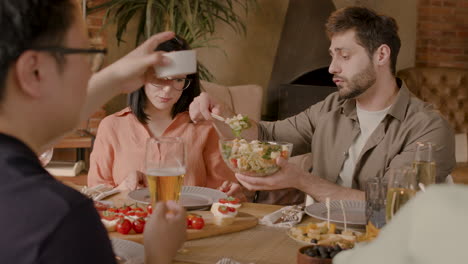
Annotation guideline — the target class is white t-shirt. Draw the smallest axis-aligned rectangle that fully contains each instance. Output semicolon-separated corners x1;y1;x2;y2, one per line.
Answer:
338;104;391;187
333;184;468;264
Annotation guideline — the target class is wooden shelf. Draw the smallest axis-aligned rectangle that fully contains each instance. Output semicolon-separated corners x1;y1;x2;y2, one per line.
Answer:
55;130;94;149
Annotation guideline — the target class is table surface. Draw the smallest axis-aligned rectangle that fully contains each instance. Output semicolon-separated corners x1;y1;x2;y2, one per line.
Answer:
102;191;317;264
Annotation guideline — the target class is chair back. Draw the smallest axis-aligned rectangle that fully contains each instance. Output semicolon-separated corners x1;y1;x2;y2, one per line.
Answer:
397;67;468;133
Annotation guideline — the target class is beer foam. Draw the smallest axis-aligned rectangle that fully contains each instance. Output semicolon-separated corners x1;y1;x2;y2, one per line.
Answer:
147;167;186;176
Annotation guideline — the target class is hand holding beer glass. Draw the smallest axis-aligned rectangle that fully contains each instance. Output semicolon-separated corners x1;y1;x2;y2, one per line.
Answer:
145;137;186;206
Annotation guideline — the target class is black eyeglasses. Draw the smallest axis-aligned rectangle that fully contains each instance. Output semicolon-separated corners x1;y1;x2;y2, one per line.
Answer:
30;47;107;72
150;77;192;91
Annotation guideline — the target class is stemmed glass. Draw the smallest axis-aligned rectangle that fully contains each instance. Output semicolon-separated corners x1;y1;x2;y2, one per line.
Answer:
413;141;436;188
385;167;417;223
38;148;54;167
145;137;186;207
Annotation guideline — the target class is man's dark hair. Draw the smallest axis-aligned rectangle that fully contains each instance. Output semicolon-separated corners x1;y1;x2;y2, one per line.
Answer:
325;6;401;75
0;0;77;103
128;36;201;123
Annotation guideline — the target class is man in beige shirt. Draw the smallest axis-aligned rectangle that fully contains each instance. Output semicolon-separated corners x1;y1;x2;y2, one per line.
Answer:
190;7;455;202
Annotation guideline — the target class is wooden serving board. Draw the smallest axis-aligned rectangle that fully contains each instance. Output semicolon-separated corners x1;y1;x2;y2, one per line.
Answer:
109;210;258;244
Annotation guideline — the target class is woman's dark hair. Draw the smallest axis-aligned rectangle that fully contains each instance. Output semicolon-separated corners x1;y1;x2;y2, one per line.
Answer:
128;36;201;123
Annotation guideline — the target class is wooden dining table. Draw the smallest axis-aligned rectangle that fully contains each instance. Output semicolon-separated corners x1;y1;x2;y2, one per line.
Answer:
102;190;317;264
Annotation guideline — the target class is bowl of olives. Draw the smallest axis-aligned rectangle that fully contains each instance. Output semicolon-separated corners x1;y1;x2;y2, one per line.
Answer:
297;245;346;264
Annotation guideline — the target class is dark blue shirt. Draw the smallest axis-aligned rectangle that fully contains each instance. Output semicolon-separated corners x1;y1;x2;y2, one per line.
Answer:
0;133;116;263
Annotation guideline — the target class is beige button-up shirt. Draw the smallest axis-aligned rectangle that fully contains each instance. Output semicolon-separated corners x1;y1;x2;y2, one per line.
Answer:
259;82;456;189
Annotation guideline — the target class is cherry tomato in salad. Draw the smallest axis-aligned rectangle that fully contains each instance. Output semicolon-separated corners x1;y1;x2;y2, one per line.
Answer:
116;218;132;234
146;205;152;214
191;217;205;230
230;158;238;168
227;207;236;213
132;218;145;233
219;198;228;204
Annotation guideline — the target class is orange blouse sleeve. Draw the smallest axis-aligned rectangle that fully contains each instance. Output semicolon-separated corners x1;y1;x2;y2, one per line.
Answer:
87;118;116;187
202;126;237;189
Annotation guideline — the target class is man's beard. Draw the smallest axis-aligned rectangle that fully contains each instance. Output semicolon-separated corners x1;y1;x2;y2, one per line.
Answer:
336;63;376;100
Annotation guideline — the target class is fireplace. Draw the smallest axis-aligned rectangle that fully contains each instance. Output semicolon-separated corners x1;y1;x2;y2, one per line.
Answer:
278;67;337;120
264;0;337;121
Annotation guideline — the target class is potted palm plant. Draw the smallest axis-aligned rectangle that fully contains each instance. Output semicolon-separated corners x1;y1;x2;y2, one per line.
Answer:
88;0;256;80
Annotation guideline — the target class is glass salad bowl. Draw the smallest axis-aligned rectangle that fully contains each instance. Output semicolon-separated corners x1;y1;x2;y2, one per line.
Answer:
219;139;293;177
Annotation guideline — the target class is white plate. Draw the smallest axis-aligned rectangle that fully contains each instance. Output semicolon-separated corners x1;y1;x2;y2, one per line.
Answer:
305;200;366;225
111;238;144;264
128;186;227;210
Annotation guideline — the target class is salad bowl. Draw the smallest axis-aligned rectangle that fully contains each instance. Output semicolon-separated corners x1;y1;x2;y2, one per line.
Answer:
219;139;293;177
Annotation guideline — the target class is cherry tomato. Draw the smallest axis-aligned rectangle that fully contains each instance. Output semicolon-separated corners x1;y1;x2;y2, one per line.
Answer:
108;207;119;213
219;198;228;204
186;213;202;228
281;150;289;159
226;196;240;204
133;207;144;212
119;205;131;215
132;218;145;233
230;158;238;168
146;205;152;214
101;211;118;221
135;211;148;218
187;218;193;228
116;218;132;234
191;217;205;230
227;207;236;213
218;205;229;214
126;210;136;217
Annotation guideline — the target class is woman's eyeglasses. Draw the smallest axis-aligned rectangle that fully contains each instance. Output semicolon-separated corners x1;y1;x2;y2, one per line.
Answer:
150;77;192;91
29;47;107;73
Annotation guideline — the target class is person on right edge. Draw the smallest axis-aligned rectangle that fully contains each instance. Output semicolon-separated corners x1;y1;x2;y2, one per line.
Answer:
188;6;456;203
333;184;468;263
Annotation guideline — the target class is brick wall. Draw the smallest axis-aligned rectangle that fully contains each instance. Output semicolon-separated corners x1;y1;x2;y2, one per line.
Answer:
417;0;468;68
85;0;108;49
84;0;109;135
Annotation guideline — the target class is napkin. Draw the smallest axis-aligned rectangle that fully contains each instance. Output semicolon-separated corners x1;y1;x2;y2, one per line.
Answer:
81;184;120;201
259;205;305;228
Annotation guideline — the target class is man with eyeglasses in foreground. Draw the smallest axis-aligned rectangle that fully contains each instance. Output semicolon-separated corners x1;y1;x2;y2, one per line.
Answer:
0;1;185;263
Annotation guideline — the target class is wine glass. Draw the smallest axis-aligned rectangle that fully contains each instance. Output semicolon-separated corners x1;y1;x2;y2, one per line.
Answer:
145;137;186;207
413;141;436;188
385;166;417;223
38;148;54;167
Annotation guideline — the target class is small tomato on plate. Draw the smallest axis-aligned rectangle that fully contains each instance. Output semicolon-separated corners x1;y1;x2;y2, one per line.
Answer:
116;218;132;234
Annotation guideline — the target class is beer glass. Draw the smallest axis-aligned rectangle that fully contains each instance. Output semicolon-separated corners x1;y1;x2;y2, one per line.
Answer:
385;167;417;223
145;137;186;206
413;141;436;187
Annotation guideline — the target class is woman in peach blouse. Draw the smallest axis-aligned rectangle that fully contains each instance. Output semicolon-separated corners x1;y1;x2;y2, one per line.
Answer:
87;36;236;191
